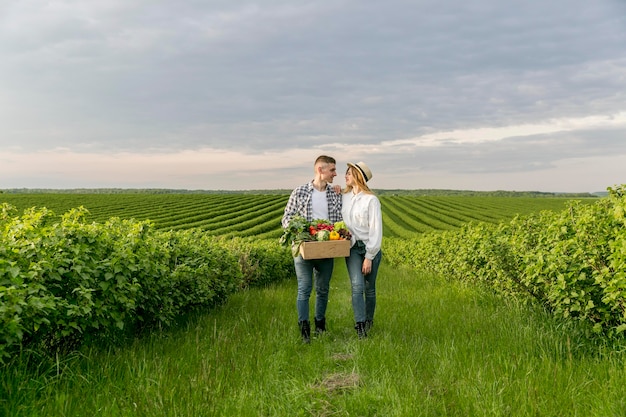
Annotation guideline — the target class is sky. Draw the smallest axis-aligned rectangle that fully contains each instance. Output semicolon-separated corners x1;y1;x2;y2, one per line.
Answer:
1;0;625;192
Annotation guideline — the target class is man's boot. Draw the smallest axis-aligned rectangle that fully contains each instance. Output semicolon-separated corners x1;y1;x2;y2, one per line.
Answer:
299;320;311;344
355;322;367;339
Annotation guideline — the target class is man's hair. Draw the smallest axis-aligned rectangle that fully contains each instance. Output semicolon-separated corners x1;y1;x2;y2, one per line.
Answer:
314;155;336;166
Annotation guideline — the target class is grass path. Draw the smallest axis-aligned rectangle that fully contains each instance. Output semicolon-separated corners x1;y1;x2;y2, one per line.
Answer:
3;261;626;416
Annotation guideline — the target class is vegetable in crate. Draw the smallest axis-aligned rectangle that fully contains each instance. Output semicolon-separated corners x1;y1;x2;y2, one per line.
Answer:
280;215;351;257
316;230;330;241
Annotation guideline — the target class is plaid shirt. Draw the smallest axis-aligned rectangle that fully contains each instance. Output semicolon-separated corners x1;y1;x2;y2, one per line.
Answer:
281;181;343;228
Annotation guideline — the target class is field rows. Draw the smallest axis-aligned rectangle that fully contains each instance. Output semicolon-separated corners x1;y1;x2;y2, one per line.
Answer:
1;193;588;239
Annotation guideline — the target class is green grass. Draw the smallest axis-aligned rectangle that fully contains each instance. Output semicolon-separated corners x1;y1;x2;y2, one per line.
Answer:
3;262;626;416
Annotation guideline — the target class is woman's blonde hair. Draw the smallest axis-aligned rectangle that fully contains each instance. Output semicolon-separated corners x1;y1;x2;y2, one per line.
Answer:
344;165;374;195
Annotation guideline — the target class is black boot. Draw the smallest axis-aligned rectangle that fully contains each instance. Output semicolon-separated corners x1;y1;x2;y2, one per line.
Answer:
365;319;373;332
355;322;367;339
299;320;311;344
314;318;326;335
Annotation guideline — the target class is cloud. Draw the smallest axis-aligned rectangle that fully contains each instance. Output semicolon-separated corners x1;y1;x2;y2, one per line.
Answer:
0;0;625;191
0;146;325;189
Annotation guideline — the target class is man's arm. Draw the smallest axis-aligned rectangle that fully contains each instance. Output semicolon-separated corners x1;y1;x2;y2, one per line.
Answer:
281;188;301;228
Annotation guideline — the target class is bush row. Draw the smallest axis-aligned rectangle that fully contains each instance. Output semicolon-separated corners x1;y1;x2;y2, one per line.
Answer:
383;185;626;338
0;204;294;361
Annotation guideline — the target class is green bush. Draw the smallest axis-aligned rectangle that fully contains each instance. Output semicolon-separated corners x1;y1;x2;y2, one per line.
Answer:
0;204;292;361
215;237;294;288
383;185;626;338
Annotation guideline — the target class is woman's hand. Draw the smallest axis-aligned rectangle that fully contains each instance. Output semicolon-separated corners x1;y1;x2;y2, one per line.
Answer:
333;184;342;194
362;258;372;275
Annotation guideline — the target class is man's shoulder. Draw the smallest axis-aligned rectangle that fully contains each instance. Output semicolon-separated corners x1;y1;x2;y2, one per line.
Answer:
292;182;313;193
287;182;312;200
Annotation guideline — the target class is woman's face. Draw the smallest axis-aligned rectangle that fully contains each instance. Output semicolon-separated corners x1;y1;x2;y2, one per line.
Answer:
345;168;355;187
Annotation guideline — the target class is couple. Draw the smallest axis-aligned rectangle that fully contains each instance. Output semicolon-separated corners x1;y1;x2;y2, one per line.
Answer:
281;155;383;343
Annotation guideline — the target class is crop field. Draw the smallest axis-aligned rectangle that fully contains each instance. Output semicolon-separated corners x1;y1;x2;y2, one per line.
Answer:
0;192;592;239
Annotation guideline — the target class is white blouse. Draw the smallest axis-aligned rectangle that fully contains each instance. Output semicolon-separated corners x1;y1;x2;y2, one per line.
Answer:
341;191;383;260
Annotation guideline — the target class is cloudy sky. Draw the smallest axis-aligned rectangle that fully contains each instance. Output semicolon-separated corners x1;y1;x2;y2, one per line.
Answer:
1;0;625;192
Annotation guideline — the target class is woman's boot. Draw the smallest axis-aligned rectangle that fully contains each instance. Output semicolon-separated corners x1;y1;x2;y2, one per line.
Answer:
314;318;326;335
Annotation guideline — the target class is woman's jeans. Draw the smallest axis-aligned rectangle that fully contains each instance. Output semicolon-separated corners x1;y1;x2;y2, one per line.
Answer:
345;247;382;323
294;255;335;323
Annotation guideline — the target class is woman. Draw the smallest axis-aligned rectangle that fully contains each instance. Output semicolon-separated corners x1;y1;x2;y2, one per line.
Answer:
341;161;383;338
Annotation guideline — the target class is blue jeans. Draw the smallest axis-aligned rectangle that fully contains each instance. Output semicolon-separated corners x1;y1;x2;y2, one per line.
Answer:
345;247;382;323
293;255;335;323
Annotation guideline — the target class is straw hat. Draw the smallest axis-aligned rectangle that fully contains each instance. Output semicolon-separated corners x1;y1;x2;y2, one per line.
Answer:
347;161;373;182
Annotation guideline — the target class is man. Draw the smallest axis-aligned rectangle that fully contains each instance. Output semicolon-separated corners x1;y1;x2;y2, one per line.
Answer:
281;155;343;343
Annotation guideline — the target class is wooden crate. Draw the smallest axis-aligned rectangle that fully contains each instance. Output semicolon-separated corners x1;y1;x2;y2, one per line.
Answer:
299;240;351;260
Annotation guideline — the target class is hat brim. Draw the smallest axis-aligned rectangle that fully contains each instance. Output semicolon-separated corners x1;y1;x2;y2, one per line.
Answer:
347;162;371;182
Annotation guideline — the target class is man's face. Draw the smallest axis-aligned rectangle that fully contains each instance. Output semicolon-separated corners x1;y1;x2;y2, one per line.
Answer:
320;163;337;183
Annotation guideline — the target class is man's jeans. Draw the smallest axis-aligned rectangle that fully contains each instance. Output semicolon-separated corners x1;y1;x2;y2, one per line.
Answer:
345;247;382;323
294;255;335;323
